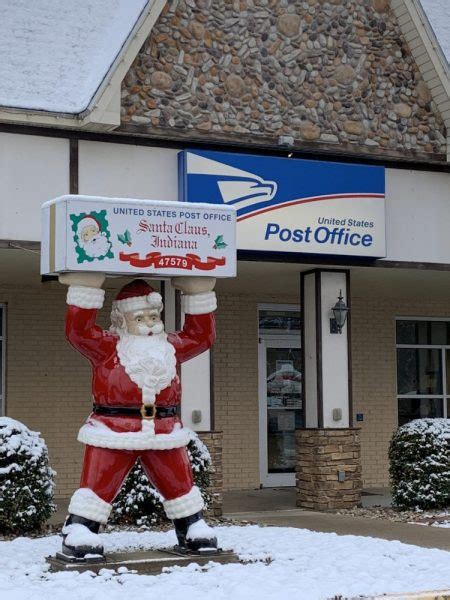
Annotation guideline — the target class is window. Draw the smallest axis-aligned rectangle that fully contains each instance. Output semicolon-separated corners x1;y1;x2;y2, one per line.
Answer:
396;319;450;426
0;305;4;415
259;308;301;336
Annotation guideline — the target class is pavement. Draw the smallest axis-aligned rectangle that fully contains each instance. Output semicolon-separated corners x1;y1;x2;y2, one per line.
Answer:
222;487;450;552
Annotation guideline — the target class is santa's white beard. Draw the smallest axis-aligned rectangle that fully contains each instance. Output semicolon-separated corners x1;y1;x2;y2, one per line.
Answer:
117;331;177;404
82;234;110;258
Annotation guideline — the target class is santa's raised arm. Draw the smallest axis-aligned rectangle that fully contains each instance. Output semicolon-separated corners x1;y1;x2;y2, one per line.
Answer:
58;271;218;559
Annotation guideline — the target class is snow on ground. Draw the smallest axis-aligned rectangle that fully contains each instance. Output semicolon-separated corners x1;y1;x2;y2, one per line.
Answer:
0;0;150;113
1;525;450;600
420;0;450;63
433;521;450;529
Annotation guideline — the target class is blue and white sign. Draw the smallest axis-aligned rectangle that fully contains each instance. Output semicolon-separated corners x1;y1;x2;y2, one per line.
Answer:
178;150;386;258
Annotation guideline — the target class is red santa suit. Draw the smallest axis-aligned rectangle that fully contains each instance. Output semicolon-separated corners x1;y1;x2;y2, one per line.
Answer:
64;281;216;526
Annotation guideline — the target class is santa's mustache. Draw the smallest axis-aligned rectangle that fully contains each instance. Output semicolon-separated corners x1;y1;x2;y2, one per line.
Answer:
135;321;164;336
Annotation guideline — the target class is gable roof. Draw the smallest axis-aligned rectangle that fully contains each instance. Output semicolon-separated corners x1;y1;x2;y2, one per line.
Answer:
392;0;450;161
0;0;166;130
420;0;450;64
0;0;448;149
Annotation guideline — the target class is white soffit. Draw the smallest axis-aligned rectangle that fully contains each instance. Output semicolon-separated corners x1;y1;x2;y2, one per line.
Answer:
0;0;166;130
391;0;450;160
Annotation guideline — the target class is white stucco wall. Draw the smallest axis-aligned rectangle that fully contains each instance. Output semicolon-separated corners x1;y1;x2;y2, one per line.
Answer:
384;168;450;263
1;132;449;267
77;141;179;201
0;133;69;240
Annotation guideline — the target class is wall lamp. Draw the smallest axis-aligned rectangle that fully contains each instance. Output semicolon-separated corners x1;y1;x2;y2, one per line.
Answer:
330;290;349;334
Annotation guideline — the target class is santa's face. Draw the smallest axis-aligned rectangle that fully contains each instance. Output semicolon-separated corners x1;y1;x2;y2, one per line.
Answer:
80;225;111;258
116;312;175;403
124;308;163;336
81;224;99;243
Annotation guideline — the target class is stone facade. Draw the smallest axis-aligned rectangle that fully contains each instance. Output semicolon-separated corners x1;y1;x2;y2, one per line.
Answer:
296;429;362;510
121;0;446;160
198;431;223;517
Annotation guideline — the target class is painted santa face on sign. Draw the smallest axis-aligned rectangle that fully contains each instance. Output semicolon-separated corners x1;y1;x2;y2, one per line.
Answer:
124;308;164;336
78;221;111;258
81;224;99;243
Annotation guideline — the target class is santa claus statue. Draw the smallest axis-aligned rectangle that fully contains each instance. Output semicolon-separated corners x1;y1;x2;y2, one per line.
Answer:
58;271;218;559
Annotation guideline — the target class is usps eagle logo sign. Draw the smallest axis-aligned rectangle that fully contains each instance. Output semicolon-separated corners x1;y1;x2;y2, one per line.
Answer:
178;150;386;258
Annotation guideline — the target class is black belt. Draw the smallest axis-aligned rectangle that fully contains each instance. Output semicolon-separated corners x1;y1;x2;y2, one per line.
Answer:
92;404;178;418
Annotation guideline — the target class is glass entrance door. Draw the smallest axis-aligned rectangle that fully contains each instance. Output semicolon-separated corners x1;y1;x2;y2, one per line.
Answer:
259;337;302;487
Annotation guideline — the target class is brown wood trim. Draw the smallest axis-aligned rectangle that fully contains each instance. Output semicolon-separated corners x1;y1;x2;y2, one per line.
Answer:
0;239;41;251
345;270;353;428
300;272;306;429
1;303;7;416
0;123;448;172
237;250;450;272
159;280;165;325
315;271;324;428
69;139;79;194
209;346;215;431
175;289;181;330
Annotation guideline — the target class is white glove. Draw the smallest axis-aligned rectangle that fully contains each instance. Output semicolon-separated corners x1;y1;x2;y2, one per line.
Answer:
58;272;105;289
171;276;216;295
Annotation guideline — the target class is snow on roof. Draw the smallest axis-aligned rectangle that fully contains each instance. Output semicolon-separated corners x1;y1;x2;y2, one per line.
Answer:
0;0;150;114
420;0;450;63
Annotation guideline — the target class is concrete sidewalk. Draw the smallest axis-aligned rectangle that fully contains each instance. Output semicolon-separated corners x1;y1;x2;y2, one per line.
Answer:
222;487;450;552
222;508;450;551
222;486;392;512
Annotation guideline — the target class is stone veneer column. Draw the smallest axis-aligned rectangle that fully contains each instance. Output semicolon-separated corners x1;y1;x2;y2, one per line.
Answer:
296;429;362;510
198;432;223;517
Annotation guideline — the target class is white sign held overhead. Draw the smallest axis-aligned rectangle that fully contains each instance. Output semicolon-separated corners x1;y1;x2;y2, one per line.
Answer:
41;195;236;278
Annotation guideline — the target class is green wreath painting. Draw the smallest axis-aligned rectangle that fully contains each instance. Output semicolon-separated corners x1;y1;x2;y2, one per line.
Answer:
70;210;114;264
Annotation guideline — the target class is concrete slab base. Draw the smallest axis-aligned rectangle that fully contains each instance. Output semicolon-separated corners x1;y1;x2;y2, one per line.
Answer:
47;548;240;575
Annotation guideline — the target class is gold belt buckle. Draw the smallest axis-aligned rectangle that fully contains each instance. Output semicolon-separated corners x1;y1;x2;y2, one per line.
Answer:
140;403;156;420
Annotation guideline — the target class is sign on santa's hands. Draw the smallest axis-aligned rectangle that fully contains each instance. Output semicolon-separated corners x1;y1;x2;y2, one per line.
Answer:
41;195;236;278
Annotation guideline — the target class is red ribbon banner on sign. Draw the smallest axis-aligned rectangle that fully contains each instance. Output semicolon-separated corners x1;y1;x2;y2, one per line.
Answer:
119;252;226;271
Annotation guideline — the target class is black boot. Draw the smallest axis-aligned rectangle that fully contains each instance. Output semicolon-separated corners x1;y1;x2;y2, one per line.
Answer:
61;514;104;559
173;511;218;553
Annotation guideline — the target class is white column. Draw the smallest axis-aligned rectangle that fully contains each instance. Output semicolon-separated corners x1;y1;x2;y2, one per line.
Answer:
180;349;211;431
301;270;351;428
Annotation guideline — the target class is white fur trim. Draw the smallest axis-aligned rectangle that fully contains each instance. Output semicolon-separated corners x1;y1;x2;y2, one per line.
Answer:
182;291;217;315
115;292;163;315
67;286;105;309
78;418;190;450
164;486;204;519
68;488;112;524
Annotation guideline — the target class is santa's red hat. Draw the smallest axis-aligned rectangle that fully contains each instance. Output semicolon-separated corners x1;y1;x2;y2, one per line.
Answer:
113;279;163;314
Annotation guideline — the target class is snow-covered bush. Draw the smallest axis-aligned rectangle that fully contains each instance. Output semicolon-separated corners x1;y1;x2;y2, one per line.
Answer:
389;418;450;510
112;430;212;526
0;418;56;534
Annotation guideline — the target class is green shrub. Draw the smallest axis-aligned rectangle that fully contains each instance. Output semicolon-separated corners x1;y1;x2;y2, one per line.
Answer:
112;430;212;526
389;418;450;510
0;418;56;534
